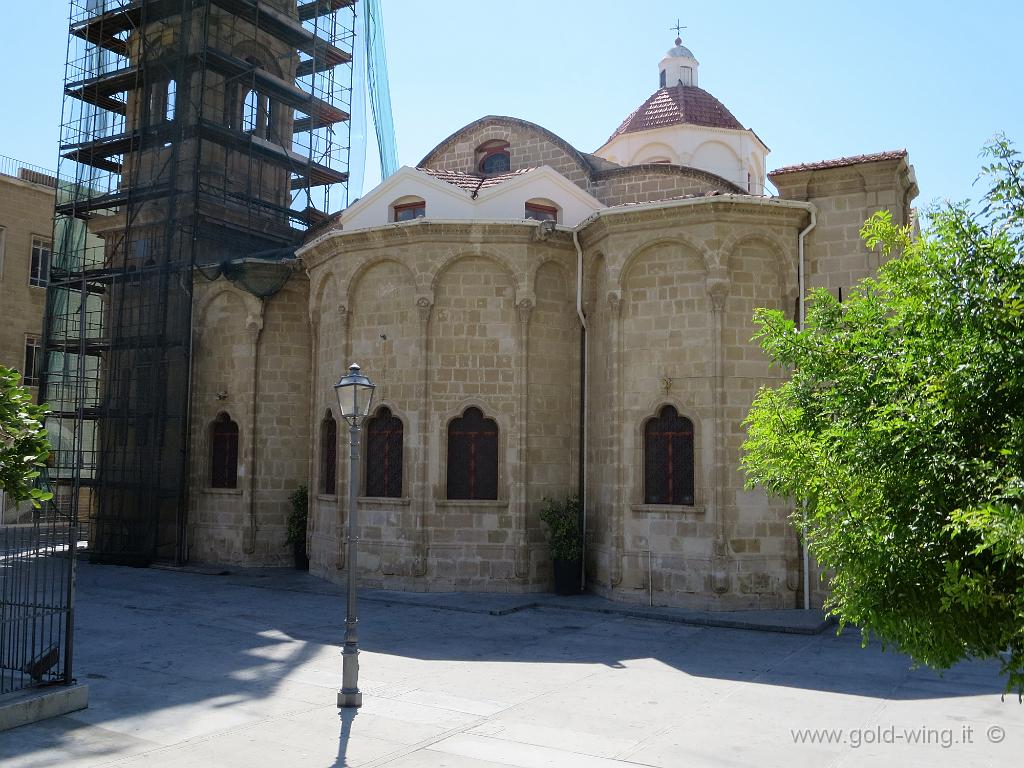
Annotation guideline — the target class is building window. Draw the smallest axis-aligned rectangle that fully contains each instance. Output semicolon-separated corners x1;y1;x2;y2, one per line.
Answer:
242;89;259;133
210;412;239;489
393;200;426;222
447;407;498;500
660;69;667;88
476;140;510;175
681;66;693;86
23;336;41;387
366;407;403;498
166;79;176;121
29;237;50;287
320;411;337;495
525;202;559;222
644;405;695;505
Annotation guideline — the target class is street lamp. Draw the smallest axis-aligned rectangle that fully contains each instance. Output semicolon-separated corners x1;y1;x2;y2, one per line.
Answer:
333;363;375;708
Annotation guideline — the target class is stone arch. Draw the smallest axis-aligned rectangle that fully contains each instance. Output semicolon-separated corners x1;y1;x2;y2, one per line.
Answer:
720;232;796;296
691;139;741;178
309;269;342;321
429;249;523;296
419;115;596;181
616;236;712;293
629;141;680;166
194;283;256;333
344;255;417;314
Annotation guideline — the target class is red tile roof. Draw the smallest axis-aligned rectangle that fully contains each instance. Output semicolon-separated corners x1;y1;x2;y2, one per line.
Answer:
418;166;535;193
770;150;908;176
607;85;744;142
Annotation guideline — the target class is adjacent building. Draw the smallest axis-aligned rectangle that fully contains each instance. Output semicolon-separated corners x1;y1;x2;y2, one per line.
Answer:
0;159;56;522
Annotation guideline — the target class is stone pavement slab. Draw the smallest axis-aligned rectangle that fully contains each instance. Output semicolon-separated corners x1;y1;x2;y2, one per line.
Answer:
1;562;1020;767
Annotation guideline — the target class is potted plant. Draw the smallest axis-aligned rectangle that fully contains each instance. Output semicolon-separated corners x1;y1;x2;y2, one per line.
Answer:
540;495;582;595
286;484;309;571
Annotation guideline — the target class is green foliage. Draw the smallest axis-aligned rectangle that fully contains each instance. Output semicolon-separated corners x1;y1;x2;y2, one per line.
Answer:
539;495;582;562
742;135;1024;696
0;365;52;508
285;484;308;547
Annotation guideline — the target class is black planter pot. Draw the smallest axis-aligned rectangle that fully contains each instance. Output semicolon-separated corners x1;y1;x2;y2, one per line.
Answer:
553;558;581;595
293;540;310;571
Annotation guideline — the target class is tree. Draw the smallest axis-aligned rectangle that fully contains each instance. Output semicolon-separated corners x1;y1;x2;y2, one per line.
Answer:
0;364;51;509
742;136;1024;696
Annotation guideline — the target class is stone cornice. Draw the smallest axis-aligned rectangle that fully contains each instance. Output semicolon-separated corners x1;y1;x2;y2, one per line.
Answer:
577;197;811;247
301;220;575;271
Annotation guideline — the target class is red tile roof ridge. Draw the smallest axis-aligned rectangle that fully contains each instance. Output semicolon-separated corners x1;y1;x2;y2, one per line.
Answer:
770;150;908;175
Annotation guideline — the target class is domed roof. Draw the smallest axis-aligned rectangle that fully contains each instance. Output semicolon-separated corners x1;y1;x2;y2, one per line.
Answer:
666;37;694;59
607;85;744;142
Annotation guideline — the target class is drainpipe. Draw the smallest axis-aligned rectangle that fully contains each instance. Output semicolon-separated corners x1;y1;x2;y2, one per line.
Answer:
573;229;588;591
798;210;816;610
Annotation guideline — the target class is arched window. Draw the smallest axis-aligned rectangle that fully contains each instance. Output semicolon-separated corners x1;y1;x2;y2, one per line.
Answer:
447;407;499;500
392;197;426;222
525;198;559;222
366;407;403;498
242;89;258;133
320;411;337;495
210;412;239;489
476;140;510;175
644;405;694;505
165;79;176;121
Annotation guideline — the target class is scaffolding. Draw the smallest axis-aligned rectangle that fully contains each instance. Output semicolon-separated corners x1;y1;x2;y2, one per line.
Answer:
43;0;356;565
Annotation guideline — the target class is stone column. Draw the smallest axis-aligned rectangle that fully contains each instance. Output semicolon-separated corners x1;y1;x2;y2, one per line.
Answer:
607;289;624;587
514;295;534;579
413;295;433;577
705;273;730;595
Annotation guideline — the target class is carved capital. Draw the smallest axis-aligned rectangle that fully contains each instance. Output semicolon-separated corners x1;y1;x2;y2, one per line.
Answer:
415;295;433;324
705;277;730;312
606;290;622;316
516;297;534;325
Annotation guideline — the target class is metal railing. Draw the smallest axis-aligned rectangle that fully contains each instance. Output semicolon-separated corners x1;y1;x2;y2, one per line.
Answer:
0;502;78;695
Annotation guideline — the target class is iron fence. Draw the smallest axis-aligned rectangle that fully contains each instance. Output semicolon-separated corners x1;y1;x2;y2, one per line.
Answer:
0;501;78;695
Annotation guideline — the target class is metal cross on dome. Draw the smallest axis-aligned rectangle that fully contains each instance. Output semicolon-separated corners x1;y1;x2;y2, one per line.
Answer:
671;19;687;36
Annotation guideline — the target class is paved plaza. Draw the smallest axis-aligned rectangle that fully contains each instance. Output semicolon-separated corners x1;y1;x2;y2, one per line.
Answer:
1;562;1020;767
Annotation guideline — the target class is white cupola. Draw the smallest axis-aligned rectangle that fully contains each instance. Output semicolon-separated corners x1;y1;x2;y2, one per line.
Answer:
659;37;699;88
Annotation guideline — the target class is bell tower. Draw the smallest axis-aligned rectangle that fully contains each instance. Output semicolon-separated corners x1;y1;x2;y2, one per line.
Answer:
44;0;355;564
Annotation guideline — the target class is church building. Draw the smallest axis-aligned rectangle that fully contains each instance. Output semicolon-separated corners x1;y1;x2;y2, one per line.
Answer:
189;36;918;609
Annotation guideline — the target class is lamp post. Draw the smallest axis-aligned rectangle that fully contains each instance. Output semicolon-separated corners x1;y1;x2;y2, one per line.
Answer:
333;363;375;708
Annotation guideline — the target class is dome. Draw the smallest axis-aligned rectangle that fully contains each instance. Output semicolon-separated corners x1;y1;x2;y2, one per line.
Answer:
667;37;694;58
606;85;744;143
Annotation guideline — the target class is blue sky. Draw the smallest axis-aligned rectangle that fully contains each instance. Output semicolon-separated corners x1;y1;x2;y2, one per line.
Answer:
1;1;1020;211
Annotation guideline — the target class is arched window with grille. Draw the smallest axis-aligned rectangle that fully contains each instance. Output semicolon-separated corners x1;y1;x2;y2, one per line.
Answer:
365;407;403;498
447;407;499;500
210;412;239;489
320;411;337;495
644;405;694;505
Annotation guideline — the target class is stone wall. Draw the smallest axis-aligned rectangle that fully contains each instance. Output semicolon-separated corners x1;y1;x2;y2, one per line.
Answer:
302;223;578;591
188;274;311;565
